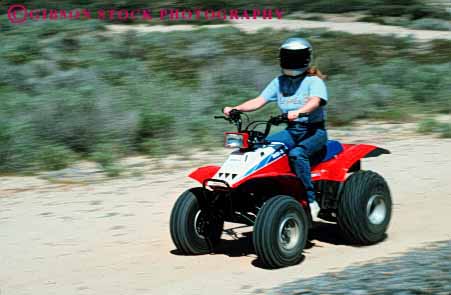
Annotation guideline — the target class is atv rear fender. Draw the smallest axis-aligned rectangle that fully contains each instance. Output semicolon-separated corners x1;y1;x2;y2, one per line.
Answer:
311;144;390;182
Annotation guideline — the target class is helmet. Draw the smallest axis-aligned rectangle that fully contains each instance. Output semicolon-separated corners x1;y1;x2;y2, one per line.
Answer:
279;37;312;76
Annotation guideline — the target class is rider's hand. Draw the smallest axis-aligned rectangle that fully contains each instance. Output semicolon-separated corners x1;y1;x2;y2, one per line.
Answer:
223;107;234;116
287;110;299;121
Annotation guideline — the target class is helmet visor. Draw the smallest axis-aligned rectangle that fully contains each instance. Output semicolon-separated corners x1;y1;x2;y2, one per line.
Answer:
280;48;311;70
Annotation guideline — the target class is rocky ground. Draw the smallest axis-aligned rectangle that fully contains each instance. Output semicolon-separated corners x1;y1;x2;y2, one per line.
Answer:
265;241;451;295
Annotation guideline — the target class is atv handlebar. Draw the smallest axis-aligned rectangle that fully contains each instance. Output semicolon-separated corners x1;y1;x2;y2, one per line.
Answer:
215;109;245;131
216;109;309;124
215;109;310;146
268;113;289;125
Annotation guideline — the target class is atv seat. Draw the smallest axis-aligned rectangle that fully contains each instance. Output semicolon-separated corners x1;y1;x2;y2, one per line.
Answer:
309;140;343;167
322;140;343;162
267;132;343;163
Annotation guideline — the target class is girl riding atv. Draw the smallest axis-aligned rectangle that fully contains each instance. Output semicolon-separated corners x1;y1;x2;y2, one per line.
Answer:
224;37;328;221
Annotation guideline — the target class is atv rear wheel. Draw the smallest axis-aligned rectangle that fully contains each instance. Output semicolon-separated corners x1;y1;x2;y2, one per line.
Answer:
337;171;392;245
253;195;308;268
170;188;224;254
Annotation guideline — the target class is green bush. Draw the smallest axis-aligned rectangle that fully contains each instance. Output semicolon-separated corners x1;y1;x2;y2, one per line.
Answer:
0;20;450;173
409;18;451;31
439;124;451;138
89;143;124;176
405;5;450;20
417;118;441;133
417;119;451;138
139;139;165;157
369;5;413;17
137;112;175;140
36;144;78;171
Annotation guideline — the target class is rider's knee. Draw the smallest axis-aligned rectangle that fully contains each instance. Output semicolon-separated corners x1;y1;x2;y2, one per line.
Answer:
288;146;308;161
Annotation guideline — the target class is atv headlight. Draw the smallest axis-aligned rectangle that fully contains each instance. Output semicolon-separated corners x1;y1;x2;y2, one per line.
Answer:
224;132;249;149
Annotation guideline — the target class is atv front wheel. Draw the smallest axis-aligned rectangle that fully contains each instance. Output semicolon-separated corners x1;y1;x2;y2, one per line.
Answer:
337;171;392;245
170;188;224;254
253;195;308;268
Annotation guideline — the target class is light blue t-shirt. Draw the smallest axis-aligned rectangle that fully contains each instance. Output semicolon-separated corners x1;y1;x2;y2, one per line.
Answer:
260;76;328;123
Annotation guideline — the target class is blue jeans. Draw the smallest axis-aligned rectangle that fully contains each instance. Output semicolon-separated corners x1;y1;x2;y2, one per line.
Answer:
267;126;328;202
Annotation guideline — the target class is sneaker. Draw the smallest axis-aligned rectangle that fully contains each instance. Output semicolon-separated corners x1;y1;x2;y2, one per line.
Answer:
309;200;321;222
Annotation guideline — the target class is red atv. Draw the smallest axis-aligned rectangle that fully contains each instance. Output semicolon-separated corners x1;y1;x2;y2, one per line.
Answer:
170;110;392;268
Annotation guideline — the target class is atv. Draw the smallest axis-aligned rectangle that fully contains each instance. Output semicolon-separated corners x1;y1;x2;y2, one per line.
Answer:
170;110;392;268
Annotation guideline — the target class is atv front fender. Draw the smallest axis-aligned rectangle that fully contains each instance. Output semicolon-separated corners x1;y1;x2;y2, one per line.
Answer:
188;165;220;184
311;144;390;182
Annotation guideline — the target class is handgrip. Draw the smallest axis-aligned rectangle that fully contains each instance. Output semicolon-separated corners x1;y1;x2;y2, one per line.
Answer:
298;112;310;118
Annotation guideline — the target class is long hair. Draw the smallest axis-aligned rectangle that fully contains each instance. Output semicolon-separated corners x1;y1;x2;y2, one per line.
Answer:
306;66;327;80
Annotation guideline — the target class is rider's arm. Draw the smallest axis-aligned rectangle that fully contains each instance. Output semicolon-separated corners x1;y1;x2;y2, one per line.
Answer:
224;78;278;115
224;96;268;115
288;96;322;121
235;96;268;112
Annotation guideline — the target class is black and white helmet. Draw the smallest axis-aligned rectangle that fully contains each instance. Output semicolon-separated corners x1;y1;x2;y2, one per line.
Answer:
279;37;312;76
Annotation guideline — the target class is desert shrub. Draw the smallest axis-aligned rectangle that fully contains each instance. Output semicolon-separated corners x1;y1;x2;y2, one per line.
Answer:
303;0;366;13
186;119;216;149
369;5;413;17
1;34;41;65
326;75;373;124
358;15;413;27
28;90;139;153
417;119;451;138
358;0;450;28
139;139;167;157
136;112;175;143
402;64;449;104
35;144;78;170
89;143;119;166
418;118;441;133
324;58;451;124
89;142;124;176
0;117;76;172
0;19;450;172
286;14;325;21
440;124;451;138
405;5;450;20
409;18;450;31
186;39;225;59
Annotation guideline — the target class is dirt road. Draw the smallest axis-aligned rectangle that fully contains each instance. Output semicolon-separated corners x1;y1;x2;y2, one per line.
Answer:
1;126;451;294
107;18;451;41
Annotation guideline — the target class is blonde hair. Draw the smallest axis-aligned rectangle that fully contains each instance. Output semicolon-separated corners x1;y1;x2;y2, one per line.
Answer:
307;66;327;80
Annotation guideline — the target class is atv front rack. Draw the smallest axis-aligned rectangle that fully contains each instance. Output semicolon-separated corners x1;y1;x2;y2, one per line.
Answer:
202;178;231;191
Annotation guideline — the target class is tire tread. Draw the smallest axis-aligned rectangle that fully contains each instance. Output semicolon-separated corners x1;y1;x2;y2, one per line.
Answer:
253;195;308;268
337;170;392;245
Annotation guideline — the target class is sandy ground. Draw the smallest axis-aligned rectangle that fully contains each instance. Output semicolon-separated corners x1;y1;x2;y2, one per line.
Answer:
1;123;451;295
107;18;451;41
